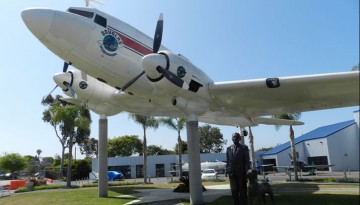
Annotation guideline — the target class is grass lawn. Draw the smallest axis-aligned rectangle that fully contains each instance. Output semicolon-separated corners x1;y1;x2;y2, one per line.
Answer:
0;182;358;205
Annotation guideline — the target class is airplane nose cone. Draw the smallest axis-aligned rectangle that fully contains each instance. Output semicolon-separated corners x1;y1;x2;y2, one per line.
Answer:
142;53;168;80
53;72;72;90
21;8;54;40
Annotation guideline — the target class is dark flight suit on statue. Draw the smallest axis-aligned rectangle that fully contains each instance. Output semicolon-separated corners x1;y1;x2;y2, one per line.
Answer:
226;133;250;205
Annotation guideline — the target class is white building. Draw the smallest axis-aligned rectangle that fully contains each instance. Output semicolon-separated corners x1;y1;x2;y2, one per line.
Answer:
92;153;226;179
261;110;359;171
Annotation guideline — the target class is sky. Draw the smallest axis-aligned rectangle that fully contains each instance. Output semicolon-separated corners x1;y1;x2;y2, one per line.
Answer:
0;0;358;159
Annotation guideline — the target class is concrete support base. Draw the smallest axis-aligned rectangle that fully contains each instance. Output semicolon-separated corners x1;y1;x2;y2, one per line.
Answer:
98;115;108;197
186;115;203;205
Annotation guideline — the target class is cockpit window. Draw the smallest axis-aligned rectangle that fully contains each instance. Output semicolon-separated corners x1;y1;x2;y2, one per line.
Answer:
68;9;94;18
94;14;107;28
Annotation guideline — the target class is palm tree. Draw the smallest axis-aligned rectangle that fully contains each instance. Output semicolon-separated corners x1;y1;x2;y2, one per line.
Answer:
272;113;301;181
36;149;42;172
247;127;256;169
159;117;186;178
130;114;159;183
351;63;359;71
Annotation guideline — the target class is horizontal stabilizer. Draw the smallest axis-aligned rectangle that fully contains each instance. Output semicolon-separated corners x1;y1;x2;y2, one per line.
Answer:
252;117;304;126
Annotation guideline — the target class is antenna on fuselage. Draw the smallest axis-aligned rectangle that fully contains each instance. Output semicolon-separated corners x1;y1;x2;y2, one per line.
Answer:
84;0;103;7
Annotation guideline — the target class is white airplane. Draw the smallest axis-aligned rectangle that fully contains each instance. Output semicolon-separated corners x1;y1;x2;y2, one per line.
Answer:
21;7;358;127
182;160;227;173
274;160;336;175
21;6;358;203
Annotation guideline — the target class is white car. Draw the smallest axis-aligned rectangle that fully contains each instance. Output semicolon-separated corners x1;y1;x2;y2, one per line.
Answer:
201;169;218;179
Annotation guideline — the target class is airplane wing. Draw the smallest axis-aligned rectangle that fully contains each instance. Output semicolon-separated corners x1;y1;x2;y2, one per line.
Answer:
209;71;359;117
304;164;335;169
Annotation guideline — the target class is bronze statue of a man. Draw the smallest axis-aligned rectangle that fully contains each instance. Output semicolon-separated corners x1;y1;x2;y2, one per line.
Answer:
226;132;250;205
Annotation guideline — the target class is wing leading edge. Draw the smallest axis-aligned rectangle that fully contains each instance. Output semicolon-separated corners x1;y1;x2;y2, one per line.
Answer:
209;71;359;118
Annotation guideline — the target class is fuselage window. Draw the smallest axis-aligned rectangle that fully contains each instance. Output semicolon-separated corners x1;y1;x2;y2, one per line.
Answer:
68;9;94;18
94;14;107;28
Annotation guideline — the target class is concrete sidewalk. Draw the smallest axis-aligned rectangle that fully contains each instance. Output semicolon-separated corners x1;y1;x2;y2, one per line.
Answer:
123;184;231;205
123;183;359;205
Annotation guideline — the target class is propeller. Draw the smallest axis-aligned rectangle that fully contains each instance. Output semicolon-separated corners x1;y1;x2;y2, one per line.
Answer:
156;66;189;90
42;84;58;103
63;62;69;72
153;13;163;54
120;13;164;92
43;62;75;100
64;82;77;98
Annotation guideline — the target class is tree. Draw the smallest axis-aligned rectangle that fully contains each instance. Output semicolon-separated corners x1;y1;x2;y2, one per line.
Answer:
108;135;143;157
248;127;256;169
36;149;42;172
272;113;301;181
0;153;26;178
174;140;188;154
198;124;227;153
147;145;175;155
51;98;91;188
129;114;159;183
351;63;359;71
36;149;42;158
79;137;98;158
42;94;91;186
159;117;186;177
23;155;37;176
72;159;91;180
42;95;68;177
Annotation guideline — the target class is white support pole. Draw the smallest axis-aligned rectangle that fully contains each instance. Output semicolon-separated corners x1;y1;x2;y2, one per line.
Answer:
98;114;108;197
186;114;203;205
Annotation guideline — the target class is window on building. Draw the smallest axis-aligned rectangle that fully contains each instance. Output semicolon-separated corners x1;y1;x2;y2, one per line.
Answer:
156;164;165;177
136;165;144;178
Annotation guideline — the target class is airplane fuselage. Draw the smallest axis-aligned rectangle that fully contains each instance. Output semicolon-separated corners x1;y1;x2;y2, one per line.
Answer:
22;6;359;125
22;7;213;117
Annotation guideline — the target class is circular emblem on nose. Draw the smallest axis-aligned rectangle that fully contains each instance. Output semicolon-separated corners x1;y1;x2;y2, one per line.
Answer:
79;81;88;89
103;35;118;52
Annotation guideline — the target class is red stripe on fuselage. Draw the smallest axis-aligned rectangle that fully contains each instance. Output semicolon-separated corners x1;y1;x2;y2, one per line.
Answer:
116;32;152;56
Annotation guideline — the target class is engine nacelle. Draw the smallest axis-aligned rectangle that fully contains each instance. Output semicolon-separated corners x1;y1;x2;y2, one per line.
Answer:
172;96;209;116
53;70;122;116
142;51;207;95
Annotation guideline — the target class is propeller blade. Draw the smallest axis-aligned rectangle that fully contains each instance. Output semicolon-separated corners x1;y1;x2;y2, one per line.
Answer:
63;62;69;72
121;71;145;92
156;66;189;90
42;85;58;102
47;85;58;97
64;82;76;98
120;14;163;92
153;13;163;53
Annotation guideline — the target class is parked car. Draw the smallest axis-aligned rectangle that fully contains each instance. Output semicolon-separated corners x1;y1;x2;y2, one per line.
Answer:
201;169;217;179
107;171;124;181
